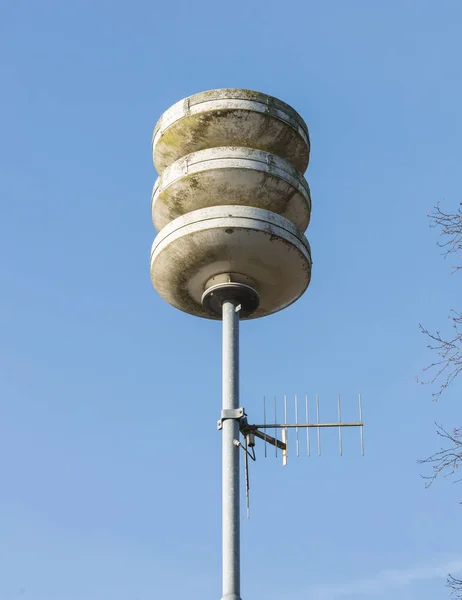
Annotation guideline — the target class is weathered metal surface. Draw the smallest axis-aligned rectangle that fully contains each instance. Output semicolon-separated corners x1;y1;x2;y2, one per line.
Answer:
152;147;311;232
150;206;312;320
152;88;310;174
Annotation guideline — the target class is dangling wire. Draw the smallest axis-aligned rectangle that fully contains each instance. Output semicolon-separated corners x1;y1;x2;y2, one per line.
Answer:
235;435;255;519
245;435;250;519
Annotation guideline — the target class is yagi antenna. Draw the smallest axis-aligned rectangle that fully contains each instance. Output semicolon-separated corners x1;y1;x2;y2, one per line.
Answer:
150;88;364;600
224;394;364;517
253;393;365;461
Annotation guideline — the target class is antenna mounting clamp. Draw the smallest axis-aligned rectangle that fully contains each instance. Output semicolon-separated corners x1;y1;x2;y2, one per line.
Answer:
217;407;246;430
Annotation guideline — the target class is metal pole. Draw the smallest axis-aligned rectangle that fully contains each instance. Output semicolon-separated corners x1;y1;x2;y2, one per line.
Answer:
222;299;242;600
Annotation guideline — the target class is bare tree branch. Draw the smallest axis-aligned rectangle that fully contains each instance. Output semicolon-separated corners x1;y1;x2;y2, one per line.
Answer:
429;202;462;274
418;311;462;399
447;575;462;598
420;423;462;598
418;203;462;398
420;202;462;599
418;424;462;487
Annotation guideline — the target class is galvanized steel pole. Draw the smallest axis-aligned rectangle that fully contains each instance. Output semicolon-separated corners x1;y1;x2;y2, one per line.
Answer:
222;299;242;600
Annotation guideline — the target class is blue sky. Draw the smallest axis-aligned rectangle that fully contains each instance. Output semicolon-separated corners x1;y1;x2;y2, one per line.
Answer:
1;1;462;599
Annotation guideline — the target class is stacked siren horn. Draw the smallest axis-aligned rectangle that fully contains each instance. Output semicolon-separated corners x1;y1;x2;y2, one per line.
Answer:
150;88;312;319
